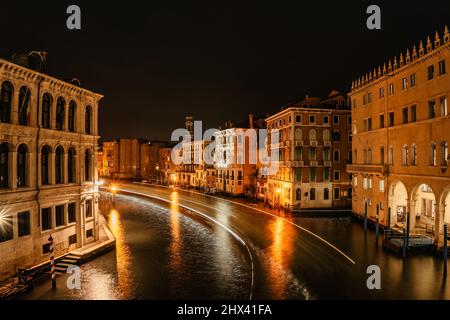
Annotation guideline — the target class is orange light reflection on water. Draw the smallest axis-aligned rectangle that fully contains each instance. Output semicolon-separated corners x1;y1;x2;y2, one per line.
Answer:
267;218;295;299
169;192;184;274
108;209;134;299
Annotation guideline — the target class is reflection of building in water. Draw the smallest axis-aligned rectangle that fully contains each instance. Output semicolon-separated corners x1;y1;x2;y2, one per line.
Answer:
348;26;450;246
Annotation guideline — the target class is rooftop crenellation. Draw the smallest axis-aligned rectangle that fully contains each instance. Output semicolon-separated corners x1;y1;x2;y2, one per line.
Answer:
351;25;449;92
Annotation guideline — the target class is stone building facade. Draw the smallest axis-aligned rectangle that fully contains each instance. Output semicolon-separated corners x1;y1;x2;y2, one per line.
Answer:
266;91;352;210
348;26;450;245
99;140;119;178
214;128;258;196
0;54;103;280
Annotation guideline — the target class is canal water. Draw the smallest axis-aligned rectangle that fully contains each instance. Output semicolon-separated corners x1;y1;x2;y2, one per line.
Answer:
20;193;450;300
21;193;251;300
293;216;450;300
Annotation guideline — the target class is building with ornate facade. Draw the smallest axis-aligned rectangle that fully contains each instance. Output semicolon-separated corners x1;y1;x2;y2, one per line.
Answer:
347;26;450;246
266;91;352;210
0;53;103;280
214;115;264;197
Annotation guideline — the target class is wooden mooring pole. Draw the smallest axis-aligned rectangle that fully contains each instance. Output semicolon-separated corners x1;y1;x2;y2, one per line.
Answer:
444;224;448;276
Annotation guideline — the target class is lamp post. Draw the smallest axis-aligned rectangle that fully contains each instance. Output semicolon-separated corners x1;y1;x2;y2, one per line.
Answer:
49;234;56;289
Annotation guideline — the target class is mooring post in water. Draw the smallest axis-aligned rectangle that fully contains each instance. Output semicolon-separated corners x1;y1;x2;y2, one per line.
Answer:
376;204;380;238
444;224;448;276
364;201;368;234
49;234;56;289
406;212;410;250
387;207;391;231
403;228;407;259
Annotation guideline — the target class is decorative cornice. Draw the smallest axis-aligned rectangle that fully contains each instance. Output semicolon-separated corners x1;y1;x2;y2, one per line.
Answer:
0;58;103;100
351;25;449;93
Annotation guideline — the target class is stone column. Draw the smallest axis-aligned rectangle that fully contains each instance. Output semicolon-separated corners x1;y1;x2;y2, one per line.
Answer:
64;103;69;132
37;150;42;187
27;151;34;188
64;152;68;184
50;152;55;185
50;99;56;130
409;198;416;230
11;93;19;125
434;204;444;244
94;105;99;136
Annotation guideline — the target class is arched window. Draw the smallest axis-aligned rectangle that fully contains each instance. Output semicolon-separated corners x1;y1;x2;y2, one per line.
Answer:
323;129;330;141
0;82;13;123
17;144;27;188
18;87;31;126
68;101;76;132
411;144;417;166
333;150;340;162
41;146;51;185
68;148;76;183
402;145;409;166
41;93;52;129
363;149;367;164
85;106;92;135
354;149;358;164
0;143;9;188
55;146;64;184
56;98;65;130
310;188;316;200
84;149;92;182
295;128;302;141
324;188;329;200
367;148;372;164
296;188;301;201
309;129;317;141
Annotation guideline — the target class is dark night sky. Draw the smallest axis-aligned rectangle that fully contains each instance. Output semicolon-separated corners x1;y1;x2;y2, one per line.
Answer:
1;1;449;141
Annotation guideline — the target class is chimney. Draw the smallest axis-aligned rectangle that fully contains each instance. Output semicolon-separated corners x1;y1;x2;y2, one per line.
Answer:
249;114;254;129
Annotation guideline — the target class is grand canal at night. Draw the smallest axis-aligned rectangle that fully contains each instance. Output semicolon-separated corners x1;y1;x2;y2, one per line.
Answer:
20;184;450;300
